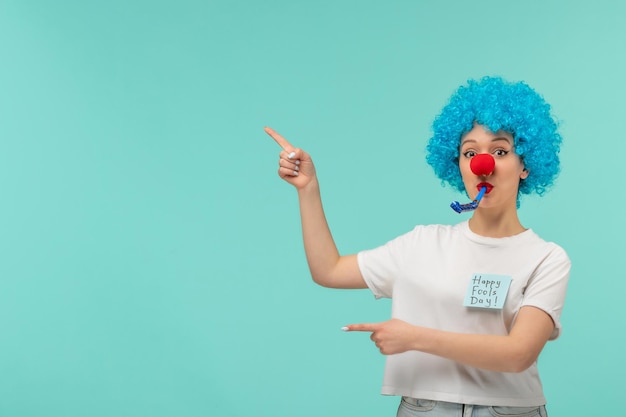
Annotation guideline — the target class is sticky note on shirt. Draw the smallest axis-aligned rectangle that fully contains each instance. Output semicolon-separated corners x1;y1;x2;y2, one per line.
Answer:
463;273;512;309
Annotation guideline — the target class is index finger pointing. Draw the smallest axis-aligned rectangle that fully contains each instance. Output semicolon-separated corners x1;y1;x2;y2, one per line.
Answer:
342;323;380;332
264;126;295;152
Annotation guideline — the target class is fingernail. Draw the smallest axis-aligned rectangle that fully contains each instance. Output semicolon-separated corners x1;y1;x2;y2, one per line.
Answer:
295;160;300;165
295;166;300;171
288;151;296;159
293;171;299;176
341;326;349;332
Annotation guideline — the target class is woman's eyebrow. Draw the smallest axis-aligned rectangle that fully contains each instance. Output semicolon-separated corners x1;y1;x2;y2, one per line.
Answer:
492;136;513;144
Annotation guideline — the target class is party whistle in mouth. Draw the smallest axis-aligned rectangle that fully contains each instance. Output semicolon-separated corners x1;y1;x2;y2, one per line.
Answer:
450;153;495;214
450;186;487;213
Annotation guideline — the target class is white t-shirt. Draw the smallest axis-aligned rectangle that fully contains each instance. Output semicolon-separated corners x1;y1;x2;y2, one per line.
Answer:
357;221;570;407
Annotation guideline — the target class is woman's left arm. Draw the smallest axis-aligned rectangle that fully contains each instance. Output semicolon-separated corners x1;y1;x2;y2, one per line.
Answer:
345;305;554;373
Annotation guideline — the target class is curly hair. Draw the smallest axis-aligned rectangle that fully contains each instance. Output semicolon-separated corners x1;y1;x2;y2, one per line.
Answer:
426;76;562;197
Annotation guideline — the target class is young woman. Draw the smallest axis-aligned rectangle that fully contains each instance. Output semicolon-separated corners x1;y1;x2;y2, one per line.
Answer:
265;76;570;417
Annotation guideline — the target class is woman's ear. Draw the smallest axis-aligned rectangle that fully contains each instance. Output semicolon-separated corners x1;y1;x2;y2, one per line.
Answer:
520;168;530;180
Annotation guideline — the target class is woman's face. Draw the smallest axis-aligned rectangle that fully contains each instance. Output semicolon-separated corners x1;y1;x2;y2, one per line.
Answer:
459;124;528;210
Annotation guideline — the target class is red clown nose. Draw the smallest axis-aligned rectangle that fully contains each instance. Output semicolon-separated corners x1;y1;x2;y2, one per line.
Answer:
470;153;495;176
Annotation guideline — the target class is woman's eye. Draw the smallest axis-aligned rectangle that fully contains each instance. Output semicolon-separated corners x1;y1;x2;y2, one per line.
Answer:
463;151;476;158
494;149;509;157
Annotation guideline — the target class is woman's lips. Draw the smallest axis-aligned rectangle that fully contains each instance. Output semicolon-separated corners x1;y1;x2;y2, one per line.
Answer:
477;182;493;194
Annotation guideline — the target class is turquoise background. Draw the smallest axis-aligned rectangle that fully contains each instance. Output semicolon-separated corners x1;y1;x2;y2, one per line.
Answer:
0;0;623;415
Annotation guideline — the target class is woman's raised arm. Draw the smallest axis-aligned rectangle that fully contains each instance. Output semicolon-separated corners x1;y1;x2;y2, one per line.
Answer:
265;127;366;289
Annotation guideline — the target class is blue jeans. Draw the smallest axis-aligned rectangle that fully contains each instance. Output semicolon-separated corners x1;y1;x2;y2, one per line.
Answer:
397;397;548;417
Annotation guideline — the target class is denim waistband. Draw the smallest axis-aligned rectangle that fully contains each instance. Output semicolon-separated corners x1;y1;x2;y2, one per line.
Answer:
400;397;547;417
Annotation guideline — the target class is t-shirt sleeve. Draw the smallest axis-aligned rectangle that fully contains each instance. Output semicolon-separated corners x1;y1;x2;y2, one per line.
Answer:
521;244;571;340
357;227;418;299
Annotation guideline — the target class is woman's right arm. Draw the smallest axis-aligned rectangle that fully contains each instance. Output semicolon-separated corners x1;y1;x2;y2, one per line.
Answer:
265;127;367;289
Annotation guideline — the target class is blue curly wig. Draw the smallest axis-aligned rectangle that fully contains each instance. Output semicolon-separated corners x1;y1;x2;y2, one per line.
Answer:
426;76;562;197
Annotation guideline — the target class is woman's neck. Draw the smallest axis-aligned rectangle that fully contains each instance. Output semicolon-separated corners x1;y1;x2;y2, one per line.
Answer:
468;208;526;238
